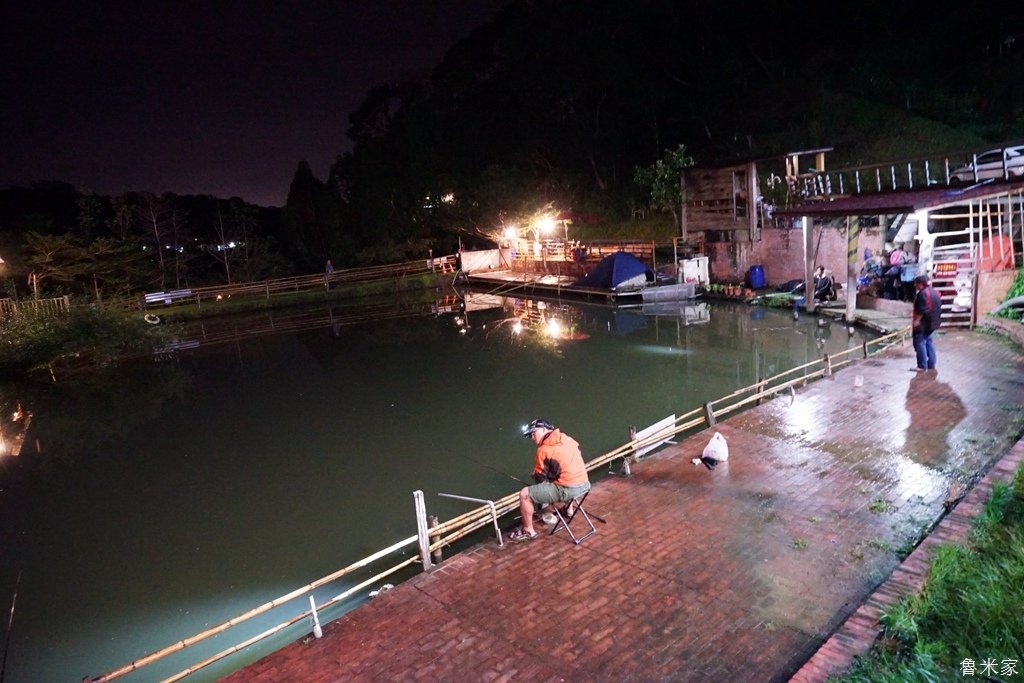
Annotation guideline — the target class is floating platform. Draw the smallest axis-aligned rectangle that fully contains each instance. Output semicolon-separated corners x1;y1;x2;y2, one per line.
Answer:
462;270;698;305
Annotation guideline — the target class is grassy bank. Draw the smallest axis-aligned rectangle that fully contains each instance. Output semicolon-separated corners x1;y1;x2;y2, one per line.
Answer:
151;272;448;322
0;273;452;375
0;307;171;376
833;464;1024;682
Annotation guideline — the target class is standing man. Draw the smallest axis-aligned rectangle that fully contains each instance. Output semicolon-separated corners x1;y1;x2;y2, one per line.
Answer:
325;259;334;274
912;273;942;372
510;419;591;542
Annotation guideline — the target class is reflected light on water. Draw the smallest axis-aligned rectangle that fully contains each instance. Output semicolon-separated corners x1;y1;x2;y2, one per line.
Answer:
632;344;691;356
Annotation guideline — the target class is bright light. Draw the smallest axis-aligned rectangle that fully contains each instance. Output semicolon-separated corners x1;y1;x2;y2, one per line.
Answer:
536;215;556;234
545;318;562;338
441;193;455;204
512;320;523;335
503;226;518;240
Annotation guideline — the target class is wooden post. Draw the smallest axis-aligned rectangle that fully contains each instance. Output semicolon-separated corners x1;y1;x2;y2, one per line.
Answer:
703;402;717;427
846;216;859;324
429;515;443;564
309;595;323;639
803;215;816;313
414;490;432;572
623;426;635;475
823;353;832;377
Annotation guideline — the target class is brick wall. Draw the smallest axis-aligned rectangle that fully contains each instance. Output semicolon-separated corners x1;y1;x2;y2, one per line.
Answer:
977;270;1017;316
706;224;885;286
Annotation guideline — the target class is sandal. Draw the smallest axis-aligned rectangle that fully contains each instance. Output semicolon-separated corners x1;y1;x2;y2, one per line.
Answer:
509;527;538;543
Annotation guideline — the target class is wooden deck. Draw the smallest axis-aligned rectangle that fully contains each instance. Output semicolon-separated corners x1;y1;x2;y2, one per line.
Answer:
461;269;627;304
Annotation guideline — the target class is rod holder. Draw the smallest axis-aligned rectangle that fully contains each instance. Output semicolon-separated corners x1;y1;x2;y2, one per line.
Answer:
438;493;504;546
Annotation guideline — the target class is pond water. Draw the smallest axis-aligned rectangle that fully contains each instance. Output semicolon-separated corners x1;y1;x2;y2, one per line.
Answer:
0;293;877;682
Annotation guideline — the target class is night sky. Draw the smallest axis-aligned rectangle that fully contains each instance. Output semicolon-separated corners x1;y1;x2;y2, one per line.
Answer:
1;1;507;207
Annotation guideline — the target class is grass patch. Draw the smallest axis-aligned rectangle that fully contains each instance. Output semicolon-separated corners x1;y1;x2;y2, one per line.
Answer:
830;467;1024;682
0;307;172;376
793;537;809;550
868;500;893;514
866;538;895;553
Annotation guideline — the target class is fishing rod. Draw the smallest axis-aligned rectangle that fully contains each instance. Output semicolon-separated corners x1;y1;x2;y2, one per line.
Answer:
458;453;529;486
458;453;607;524
1;571;22;683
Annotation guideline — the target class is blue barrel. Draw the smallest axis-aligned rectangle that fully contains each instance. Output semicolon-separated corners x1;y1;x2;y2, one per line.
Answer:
748;265;766;289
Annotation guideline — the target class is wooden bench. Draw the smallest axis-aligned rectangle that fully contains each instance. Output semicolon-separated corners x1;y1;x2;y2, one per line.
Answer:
144;289;193;306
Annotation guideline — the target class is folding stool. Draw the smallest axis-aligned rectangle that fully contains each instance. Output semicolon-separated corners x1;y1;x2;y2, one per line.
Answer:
549;490;597;544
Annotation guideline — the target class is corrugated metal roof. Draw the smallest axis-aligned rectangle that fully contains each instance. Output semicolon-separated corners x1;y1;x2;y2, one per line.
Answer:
774;176;1024;217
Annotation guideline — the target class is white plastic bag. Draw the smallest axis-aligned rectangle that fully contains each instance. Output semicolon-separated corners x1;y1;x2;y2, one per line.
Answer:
702;431;729;462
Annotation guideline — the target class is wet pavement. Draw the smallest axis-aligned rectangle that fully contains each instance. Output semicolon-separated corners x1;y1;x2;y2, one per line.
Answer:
224;328;1024;683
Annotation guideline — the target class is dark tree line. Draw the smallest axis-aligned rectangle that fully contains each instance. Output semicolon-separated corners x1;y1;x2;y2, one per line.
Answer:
4;0;1023;297
306;0;1023;259
0;183;290;302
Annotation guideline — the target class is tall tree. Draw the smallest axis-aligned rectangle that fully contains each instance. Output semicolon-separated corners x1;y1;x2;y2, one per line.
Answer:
633;144;694;236
133;193;175;288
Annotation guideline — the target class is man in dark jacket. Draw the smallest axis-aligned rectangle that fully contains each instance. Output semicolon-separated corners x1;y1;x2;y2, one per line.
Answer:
912;274;943;371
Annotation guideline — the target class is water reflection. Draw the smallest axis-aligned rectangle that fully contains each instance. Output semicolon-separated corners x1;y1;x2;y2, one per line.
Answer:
903;371;967;467
0;294;879;683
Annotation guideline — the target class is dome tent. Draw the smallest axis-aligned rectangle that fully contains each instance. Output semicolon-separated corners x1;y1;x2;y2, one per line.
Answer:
574;252;655;291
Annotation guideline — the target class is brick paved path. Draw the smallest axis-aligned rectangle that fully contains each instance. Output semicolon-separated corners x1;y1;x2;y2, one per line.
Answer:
224;329;1024;683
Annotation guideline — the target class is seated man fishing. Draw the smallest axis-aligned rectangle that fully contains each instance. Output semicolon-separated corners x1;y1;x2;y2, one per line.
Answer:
510;418;591;542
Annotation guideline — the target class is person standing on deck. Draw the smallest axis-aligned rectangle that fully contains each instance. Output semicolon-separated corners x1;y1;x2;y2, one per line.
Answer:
912;273;943;372
510;419;590;542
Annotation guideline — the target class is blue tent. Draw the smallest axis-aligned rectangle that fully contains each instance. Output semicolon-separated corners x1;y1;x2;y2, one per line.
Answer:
574;252;655;290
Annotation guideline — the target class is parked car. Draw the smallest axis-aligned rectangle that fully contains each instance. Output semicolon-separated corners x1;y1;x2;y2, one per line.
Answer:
950;145;1024;183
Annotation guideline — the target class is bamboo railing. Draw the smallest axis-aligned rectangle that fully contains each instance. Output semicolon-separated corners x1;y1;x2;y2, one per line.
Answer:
86;324;910;683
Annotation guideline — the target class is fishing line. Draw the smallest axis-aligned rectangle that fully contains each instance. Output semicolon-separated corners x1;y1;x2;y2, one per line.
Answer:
457;453;529;486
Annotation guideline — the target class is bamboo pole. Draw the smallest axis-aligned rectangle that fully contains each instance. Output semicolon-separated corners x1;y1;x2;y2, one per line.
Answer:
87;534;418;682
160;556;420;683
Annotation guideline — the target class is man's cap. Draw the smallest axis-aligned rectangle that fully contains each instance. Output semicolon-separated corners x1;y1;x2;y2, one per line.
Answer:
914;274;930;284
523;418;554;437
